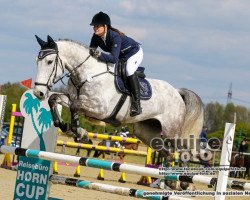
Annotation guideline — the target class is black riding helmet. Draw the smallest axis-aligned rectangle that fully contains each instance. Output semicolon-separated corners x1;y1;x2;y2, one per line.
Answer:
90;11;111;27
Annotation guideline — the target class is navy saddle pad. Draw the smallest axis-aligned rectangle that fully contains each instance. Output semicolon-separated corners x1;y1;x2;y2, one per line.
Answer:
114;64;152;100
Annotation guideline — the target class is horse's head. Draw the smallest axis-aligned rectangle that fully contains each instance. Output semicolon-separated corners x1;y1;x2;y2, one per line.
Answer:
34;35;64;100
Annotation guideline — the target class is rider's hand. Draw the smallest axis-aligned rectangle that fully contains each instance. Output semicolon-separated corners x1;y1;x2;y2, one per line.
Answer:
89;48;100;58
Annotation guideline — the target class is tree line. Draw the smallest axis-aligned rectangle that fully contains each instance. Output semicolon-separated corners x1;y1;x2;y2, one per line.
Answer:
204;102;250;150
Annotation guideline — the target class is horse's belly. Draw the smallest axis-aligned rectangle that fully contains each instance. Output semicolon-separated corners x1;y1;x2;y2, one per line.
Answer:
142;79;186;136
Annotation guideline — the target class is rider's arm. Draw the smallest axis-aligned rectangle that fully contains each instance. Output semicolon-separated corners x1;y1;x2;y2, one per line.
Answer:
90;34;99;49
98;35;121;63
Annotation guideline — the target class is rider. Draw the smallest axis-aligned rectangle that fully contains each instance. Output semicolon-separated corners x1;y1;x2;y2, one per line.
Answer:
89;11;143;117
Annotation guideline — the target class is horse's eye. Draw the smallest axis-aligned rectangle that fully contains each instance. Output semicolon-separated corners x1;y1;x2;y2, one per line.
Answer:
48;60;53;65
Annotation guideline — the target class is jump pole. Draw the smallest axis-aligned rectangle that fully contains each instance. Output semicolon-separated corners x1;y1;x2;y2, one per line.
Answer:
87;132;142;143
49;175;191;200
58;129;142;144
2;144;250;191
57;140;147;156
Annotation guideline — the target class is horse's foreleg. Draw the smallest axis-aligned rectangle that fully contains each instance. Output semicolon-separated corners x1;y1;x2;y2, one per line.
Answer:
70;103;81;135
48;93;71;132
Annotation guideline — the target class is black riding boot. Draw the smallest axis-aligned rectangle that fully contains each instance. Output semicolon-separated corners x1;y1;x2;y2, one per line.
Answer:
128;74;142;117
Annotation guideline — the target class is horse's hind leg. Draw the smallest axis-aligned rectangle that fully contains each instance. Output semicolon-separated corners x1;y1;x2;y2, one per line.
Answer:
133;119;162;146
76;148;80;156
93;151;102;158
87;149;91;157
48;93;71;132
93;151;99;158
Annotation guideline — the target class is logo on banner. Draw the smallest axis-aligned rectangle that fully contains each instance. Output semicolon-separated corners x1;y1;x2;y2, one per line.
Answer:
14;90;56;200
21;91;53;151
14;157;51;200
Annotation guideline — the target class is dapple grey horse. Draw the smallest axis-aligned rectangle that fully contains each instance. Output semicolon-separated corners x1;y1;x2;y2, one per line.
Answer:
33;35;204;148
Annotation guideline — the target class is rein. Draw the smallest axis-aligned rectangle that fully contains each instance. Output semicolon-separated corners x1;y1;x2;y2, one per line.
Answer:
70;62;115;97
35;49;115;98
53;54;92;86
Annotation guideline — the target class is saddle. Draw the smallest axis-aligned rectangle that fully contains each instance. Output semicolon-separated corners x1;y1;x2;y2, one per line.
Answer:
103;60;152;127
114;60;152;100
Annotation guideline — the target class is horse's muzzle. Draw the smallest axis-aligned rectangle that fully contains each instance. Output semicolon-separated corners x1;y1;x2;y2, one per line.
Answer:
33;89;46;100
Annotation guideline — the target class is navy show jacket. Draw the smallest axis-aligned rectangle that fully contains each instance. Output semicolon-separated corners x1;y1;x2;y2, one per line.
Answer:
90;29;140;63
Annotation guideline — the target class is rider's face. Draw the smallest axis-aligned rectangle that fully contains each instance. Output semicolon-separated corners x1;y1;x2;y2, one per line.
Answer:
93;25;106;37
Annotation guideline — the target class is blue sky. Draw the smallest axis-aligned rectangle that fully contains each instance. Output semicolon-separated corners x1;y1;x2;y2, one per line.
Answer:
0;0;250;108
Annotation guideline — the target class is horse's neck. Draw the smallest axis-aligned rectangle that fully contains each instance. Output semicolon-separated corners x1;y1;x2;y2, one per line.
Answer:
57;41;107;79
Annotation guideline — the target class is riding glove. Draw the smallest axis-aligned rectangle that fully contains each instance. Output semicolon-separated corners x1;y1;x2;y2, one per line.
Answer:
89;48;100;58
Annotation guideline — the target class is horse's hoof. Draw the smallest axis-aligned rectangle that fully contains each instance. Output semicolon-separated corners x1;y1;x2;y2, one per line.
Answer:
60;123;70;132
76;128;89;140
53;120;60;127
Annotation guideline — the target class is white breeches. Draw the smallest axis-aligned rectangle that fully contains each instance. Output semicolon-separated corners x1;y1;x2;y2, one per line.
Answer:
126;47;143;76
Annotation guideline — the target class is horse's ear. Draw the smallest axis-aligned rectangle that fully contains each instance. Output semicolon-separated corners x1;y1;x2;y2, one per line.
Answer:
35;35;46;47
47;35;55;44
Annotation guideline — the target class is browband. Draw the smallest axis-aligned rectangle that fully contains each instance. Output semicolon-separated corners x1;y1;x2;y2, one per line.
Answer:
38;49;58;59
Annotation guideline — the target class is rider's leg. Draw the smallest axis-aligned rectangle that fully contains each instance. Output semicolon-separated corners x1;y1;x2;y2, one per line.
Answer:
128;74;142;116
126;47;143;117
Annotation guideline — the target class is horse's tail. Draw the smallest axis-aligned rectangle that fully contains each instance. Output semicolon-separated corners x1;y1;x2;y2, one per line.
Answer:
178;88;204;139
